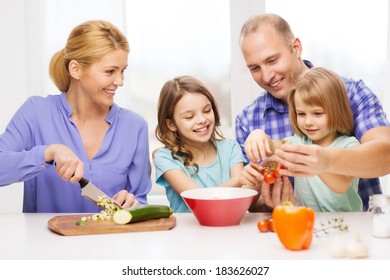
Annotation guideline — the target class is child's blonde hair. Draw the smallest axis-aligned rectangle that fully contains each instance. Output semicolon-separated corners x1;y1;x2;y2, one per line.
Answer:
288;67;354;136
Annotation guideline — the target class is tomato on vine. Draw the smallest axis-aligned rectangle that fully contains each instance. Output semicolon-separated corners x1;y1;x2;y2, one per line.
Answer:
261;161;285;184
263;173;276;184
272;165;283;178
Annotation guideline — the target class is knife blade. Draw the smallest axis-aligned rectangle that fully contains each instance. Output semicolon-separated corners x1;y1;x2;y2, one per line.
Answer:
79;178;122;209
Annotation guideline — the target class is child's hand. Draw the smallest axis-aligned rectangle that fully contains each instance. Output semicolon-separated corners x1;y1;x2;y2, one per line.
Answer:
239;161;264;187
244;129;273;163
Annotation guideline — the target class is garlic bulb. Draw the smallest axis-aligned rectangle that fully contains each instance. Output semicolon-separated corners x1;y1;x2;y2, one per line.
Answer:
330;237;346;258
345;234;369;258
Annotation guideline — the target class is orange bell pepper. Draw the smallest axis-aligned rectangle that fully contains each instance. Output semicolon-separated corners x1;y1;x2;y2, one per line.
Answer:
272;202;315;251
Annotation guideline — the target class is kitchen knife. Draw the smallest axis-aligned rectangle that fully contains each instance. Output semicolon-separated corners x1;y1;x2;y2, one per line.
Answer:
79;178;122;209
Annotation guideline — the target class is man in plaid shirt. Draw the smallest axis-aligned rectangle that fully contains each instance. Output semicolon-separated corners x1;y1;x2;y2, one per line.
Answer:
236;14;390;211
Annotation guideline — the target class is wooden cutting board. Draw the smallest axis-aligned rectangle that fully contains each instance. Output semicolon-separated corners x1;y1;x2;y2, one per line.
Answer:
48;214;176;236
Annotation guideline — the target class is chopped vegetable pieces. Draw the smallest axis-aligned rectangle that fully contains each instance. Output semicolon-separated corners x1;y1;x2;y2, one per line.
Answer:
75;195;119;225
75;220;87;226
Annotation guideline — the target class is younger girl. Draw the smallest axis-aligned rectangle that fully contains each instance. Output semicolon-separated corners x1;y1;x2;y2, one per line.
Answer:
246;67;362;212
154;76;246;212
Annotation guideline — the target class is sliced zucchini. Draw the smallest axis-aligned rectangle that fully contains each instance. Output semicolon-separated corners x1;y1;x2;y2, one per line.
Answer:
113;204;173;225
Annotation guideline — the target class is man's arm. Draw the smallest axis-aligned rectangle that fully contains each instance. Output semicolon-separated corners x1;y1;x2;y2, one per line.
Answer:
274;126;390;178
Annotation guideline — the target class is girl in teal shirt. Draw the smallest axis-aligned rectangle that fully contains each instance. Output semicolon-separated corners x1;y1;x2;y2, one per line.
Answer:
154;76;246;212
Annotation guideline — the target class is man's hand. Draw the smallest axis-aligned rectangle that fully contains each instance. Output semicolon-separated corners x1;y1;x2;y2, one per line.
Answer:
261;175;296;208
273;143;331;177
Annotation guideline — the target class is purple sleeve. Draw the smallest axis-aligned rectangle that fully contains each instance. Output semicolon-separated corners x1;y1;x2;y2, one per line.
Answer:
0;98;51;186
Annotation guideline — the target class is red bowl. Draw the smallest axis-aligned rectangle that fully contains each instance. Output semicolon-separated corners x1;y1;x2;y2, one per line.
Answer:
180;187;258;226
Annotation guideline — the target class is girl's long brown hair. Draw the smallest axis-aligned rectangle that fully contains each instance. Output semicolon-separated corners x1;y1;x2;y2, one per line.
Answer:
154;76;224;173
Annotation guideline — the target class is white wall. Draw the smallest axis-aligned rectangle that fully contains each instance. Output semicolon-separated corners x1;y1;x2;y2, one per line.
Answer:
0;1;29;132
229;0;266;124
0;0;28;212
381;0;390;195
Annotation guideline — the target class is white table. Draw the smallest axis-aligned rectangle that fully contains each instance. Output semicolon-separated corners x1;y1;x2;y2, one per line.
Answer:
0;212;389;260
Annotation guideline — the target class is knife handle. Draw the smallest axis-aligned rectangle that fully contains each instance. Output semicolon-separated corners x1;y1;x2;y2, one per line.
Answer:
79;178;89;189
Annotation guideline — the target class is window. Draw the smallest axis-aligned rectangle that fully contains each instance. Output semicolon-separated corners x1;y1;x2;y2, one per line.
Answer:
125;0;231;198
125;0;231;141
266;0;388;101
265;0;390;194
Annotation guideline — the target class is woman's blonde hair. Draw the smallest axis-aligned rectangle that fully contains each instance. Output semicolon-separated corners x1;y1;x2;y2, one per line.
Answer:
288;67;354;136
49;20;129;92
155;75;224;173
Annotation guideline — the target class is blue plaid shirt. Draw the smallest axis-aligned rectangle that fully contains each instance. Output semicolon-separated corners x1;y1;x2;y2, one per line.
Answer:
235;61;390;210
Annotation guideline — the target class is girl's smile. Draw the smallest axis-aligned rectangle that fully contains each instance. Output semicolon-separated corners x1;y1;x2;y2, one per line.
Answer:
194;124;210;135
167;92;215;147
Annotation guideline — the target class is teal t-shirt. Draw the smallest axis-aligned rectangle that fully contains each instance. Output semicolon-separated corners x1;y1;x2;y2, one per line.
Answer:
154;139;246;212
286;134;362;212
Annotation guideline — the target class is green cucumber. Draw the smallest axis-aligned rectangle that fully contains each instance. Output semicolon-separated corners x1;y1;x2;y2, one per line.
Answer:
113;204;173;225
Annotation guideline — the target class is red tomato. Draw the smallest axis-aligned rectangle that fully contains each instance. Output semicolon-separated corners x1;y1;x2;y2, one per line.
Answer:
272;167;281;178
261;167;270;175
268;218;275;232
257;219;269;233
263;173;275;184
272;163;285;178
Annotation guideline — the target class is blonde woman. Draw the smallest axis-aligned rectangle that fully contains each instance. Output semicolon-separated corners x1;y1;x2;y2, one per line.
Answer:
0;20;151;212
